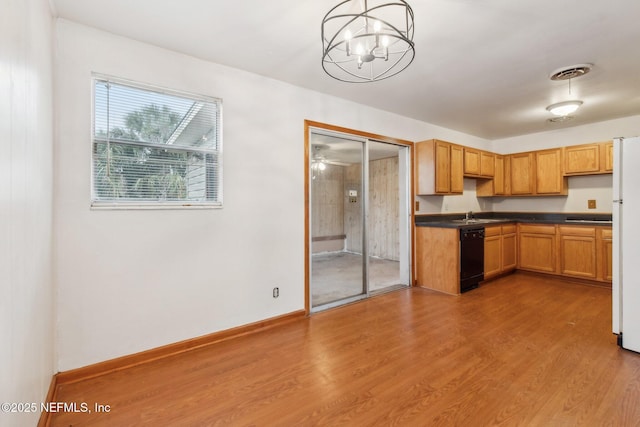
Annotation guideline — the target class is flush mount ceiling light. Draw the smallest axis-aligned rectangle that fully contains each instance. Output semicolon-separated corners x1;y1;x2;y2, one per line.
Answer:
321;0;415;83
546;100;583;116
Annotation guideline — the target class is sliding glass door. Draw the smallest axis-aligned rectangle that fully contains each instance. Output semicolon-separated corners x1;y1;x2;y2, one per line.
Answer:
309;129;410;311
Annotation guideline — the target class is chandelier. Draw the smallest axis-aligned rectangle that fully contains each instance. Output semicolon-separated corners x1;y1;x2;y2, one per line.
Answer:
321;0;415;83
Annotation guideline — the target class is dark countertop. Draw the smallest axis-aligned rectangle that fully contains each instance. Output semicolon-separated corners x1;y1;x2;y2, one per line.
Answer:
415;212;613;229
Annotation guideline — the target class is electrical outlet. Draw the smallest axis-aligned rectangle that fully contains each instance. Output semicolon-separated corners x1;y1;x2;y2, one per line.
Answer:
273;287;279;298
415;200;420;211
588;199;596;209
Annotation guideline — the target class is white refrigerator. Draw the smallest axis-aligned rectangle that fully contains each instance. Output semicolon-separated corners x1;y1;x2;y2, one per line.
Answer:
613;136;640;353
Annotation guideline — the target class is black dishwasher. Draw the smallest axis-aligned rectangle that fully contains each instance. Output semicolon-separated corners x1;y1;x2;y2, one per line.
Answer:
460;227;484;292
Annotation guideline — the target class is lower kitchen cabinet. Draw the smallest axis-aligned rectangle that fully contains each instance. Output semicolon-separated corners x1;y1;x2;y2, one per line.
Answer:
517;223;612;284
518;224;558;274
559;226;597;279
415;226;460;295
484;224;517;280
502;226;517;271
600;228;613;282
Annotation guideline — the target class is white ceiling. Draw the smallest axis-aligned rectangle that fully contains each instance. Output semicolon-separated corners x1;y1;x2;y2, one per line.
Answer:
51;0;640;140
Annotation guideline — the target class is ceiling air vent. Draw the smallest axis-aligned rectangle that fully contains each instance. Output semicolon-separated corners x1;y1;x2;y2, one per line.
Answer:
549;64;593;81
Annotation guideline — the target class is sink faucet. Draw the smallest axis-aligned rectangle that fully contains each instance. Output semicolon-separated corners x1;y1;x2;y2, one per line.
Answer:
465;211;473;220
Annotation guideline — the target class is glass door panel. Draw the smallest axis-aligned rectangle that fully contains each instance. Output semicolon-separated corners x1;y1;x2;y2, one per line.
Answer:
367;141;411;294
310;132;366;310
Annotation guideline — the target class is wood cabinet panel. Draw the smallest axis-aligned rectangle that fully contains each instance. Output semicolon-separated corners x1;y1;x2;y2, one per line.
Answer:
519;224;556;235
601;227;613;282
415;226;460;295
464;148;481;176
502;232;517;272
564;144;600;175
604;141;614;172
563;141;613;176
450;145;464;193
560;235;597;279
502;224;517;234
510;153;535;195
476;155;504;197
434;141;451;193
494;155;505;195
518;223;557;273
484;234;502;279
535;148;566;194
603;238;613;281
484;224;517;281
464;148;494;178
415;140;463;195
480;152;495;177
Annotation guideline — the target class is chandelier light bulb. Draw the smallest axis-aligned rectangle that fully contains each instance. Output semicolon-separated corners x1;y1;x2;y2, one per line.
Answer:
319;162;326;171
381;35;390;47
373;20;382;33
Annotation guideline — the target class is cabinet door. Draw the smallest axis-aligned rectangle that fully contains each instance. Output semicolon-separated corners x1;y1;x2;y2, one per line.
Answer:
604;141;614;172
510;153;534;195
502;233;517;271
560;235;597;279
464;147;481;176
484;227;502;279
518;224;557;273
493;155;505;195
434;141;451;193
564;144;600;175
536;149;564;194
480;152;495;177
450;145;464;194
602;228;613;281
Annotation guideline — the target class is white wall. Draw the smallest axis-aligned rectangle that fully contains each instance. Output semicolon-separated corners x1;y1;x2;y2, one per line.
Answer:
53;20;491;371
416;179;492;214
491;115;640;154
0;0;54;425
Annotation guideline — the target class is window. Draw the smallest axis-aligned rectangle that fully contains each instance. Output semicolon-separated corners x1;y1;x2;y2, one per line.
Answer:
92;76;222;208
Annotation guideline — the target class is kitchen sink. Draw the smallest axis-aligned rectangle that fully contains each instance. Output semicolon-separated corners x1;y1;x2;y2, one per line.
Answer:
451;218;506;224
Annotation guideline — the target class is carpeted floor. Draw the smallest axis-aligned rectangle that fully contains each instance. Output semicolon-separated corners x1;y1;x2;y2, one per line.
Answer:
311;251;407;306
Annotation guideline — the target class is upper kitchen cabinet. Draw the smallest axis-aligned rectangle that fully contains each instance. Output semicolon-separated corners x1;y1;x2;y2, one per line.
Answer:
509;152;535;195
535;148;567;195
563;141;614;175
464;148;495;178
415;139;463;195
506;149;567;196
477;154;509;197
603;141;614;172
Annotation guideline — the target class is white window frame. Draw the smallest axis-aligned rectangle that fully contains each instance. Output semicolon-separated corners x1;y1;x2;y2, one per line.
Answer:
91;74;223;210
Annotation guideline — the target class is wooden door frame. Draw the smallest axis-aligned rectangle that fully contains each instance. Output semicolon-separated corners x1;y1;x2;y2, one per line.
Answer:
304;120;414;314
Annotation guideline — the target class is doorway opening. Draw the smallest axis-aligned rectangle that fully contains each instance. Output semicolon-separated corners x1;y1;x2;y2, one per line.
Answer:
305;122;412;312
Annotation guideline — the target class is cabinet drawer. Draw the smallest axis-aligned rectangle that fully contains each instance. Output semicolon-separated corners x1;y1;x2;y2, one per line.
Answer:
485;225;502;237
519;224;556;235
501;224;516;234
601;228;612;239
559;226;596;237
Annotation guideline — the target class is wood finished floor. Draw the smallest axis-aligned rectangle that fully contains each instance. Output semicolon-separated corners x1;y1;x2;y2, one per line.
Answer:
51;273;640;426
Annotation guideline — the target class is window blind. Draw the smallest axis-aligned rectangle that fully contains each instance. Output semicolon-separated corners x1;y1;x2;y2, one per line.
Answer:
92;77;222;207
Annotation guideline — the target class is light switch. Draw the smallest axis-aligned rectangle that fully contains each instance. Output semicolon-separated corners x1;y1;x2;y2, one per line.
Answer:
588;199;596;209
